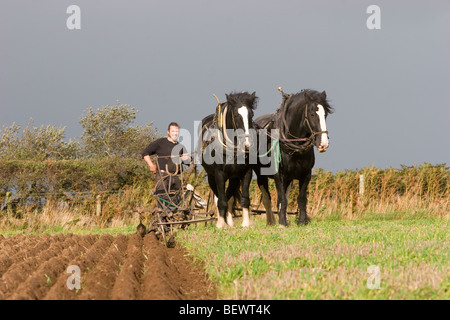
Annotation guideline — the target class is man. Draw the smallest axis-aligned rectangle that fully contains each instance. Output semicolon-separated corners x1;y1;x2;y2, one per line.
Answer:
142;122;189;195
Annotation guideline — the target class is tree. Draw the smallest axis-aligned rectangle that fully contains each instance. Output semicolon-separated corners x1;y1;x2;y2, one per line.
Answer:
79;101;160;158
0;119;79;160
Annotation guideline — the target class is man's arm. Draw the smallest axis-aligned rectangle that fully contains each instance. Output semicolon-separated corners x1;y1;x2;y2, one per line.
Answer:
142;139;159;172
143;155;157;172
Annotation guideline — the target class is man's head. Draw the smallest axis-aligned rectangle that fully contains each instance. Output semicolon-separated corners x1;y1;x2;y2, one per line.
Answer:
167;122;180;142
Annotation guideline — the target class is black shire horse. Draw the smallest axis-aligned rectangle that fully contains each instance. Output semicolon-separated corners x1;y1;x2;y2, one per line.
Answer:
254;88;334;226
198;92;258;228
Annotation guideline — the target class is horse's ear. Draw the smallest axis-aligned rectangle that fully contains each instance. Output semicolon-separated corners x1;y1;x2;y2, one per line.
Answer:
321;91;327;99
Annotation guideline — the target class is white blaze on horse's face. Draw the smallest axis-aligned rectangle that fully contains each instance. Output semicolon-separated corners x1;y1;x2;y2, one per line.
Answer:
317;104;329;153
237;106;250;148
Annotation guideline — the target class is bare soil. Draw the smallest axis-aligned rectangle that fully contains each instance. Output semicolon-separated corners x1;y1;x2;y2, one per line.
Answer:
0;233;216;300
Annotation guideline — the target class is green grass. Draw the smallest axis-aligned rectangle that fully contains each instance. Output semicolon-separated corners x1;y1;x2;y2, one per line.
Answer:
176;212;449;300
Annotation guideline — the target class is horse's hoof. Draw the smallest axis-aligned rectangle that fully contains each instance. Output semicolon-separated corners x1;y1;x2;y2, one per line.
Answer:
226;217;234;227
241;220;252;228
297;217;311;226
279;220;289;227
216;216;227;229
217;222;231;229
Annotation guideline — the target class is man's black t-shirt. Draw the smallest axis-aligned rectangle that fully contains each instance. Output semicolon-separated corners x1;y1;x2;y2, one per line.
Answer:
142;138;187;173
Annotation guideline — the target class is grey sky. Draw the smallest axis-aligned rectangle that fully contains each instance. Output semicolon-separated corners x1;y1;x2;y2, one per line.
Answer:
1;0;449;172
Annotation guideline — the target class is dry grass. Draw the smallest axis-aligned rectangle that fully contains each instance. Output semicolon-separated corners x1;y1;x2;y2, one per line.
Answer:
0;200;139;234
250;164;449;220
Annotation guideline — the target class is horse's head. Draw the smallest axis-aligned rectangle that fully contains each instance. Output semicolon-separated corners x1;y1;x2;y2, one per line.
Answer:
302;90;334;153
224;91;258;149
284;89;334;153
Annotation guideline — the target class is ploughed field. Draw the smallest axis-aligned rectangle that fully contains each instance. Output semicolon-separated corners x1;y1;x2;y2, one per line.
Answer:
0;233;216;300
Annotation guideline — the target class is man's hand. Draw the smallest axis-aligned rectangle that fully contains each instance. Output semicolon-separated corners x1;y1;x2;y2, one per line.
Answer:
181;154;190;162
149;163;157;172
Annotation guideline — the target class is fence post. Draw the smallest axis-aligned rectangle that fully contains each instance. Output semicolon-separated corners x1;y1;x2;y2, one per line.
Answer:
357;174;366;212
6;192;12;217
359;174;365;195
96;194;102;216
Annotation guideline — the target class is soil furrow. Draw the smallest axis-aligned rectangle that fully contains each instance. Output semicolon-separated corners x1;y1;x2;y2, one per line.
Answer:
9;234;86;299
77;234;128;300
0;233;216;300
0;234;51;277
43;234;113;300
0;234;74;299
139;234;184;300
109;233;144;300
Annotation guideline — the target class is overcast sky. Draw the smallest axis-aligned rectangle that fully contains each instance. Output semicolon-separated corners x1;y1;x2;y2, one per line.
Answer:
1;0;449;172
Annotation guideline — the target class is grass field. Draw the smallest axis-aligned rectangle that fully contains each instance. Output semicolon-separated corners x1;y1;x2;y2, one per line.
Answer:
177;211;449;300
